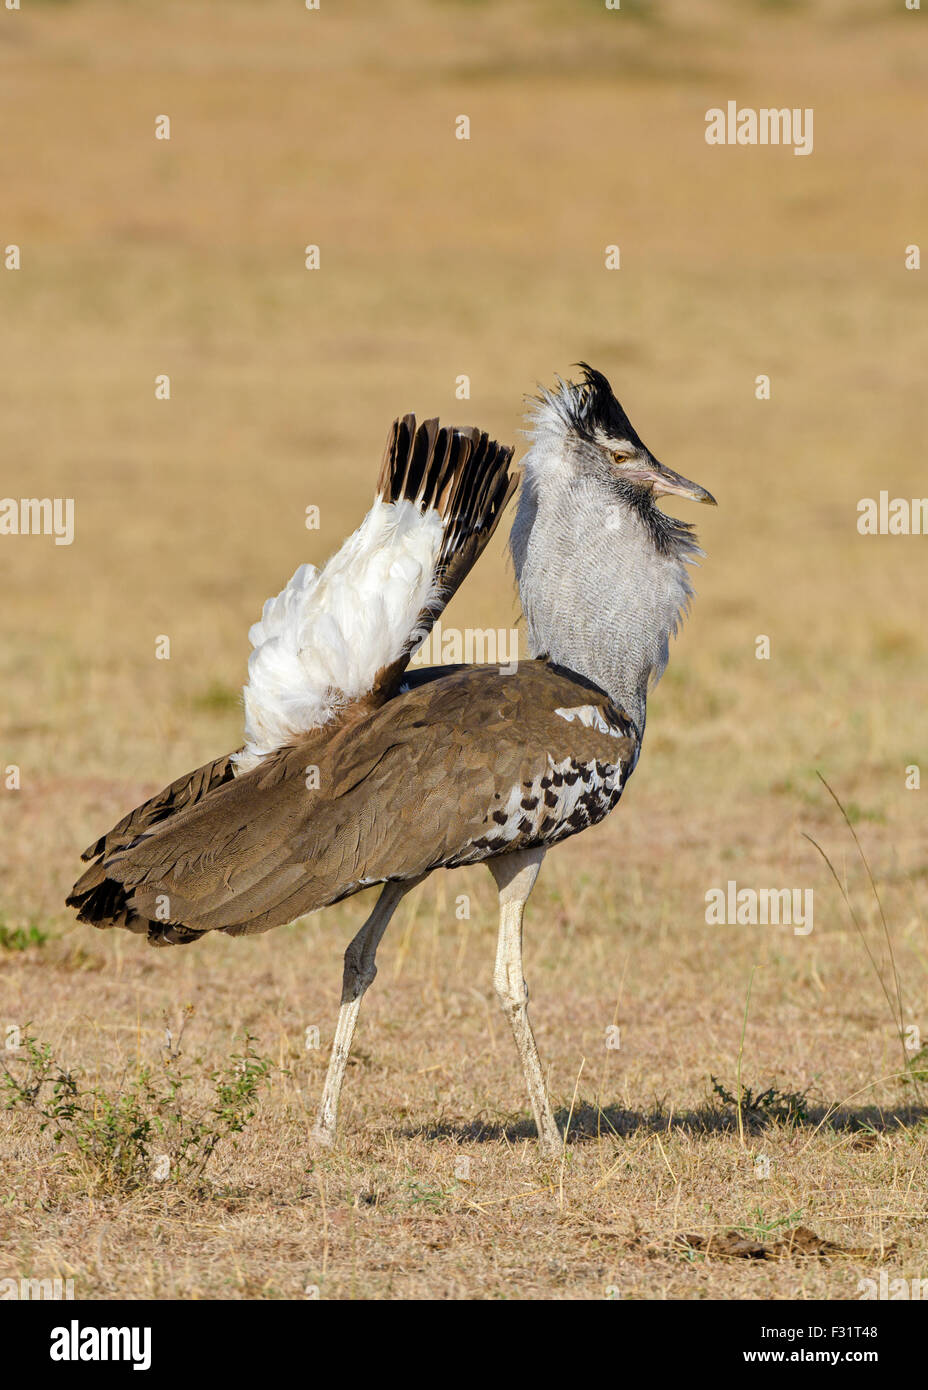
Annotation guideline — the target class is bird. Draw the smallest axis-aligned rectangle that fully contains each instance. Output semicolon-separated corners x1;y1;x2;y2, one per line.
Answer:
67;365;715;1153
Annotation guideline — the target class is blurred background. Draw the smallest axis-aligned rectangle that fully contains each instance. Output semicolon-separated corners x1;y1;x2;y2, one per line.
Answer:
0;0;925;1298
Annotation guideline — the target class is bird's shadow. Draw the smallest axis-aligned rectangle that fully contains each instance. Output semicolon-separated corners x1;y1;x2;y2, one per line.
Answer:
409;1100;927;1147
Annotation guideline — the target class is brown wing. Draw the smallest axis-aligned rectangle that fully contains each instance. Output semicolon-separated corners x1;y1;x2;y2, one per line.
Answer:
67;752;238;935
78;754;236;863
72;663;636;947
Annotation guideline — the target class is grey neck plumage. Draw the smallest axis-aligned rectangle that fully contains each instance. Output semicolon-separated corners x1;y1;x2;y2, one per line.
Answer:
510;451;697;740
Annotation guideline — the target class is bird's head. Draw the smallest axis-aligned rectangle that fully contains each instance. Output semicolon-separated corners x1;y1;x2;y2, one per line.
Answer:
515;365;715;727
526;363;717;522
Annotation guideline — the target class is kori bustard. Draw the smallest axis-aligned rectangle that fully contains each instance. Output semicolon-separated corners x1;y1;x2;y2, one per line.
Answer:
68;366;715;1153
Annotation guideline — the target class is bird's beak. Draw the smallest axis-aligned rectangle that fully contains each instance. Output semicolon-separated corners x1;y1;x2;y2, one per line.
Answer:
634;458;717;506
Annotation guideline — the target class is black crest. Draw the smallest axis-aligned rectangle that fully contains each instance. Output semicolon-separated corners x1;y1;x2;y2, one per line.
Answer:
530;363;646;450
571;363;644;446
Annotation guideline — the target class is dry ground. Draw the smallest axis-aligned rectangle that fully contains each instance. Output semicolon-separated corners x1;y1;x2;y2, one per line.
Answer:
0;0;926;1299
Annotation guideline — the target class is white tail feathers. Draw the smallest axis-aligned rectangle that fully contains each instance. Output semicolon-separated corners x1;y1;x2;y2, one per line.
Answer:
233;499;444;773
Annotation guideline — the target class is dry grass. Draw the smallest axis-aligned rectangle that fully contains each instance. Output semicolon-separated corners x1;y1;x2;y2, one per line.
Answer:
0;0;926;1300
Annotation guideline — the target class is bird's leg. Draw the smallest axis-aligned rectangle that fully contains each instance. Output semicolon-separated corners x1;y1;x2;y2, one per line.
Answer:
312;878;420;1148
487;846;561;1154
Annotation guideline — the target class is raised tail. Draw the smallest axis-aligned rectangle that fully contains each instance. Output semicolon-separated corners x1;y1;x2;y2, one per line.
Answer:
375;414;518;666
235;415;516;771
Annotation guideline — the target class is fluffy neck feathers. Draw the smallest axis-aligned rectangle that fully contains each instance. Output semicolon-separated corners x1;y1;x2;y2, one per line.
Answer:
510;442;699;738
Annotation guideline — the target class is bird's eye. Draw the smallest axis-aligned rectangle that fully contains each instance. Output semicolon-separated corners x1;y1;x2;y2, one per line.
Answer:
612;449;633;465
